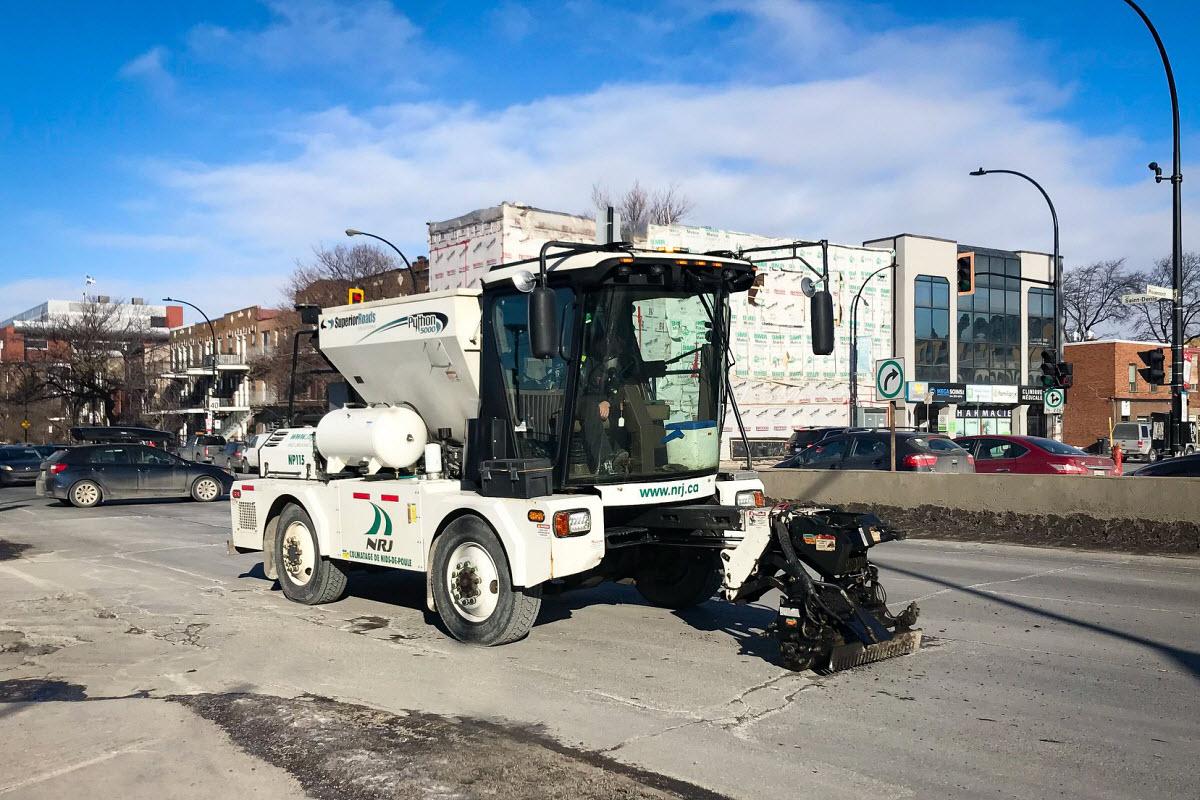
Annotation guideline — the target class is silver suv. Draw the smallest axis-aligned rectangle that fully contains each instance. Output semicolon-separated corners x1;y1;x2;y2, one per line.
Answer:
1112;422;1156;462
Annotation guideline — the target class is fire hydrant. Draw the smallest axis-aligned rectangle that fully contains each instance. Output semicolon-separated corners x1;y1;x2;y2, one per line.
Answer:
1113;444;1123;475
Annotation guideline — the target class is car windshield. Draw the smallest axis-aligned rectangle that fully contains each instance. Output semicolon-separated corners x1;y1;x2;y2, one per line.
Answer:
0;447;41;460
568;285;722;484
1030;437;1087;456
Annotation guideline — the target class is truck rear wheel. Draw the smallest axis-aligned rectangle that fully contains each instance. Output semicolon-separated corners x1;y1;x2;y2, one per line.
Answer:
431;516;541;646
634;547;722;609
274;503;347;605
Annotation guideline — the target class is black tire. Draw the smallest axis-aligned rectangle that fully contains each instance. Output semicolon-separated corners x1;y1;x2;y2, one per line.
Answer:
68;480;103;508
431;516;541;646
1148;450;1159;463
190;475;223;502
274;503;347;605
634;547;722;609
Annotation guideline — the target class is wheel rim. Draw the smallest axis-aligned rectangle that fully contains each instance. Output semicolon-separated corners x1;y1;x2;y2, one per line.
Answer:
73;483;98;506
281;520;315;586
195;478;219;501
446;542;501;622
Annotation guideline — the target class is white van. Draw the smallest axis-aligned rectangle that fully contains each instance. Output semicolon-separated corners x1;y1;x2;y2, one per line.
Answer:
1112;422;1155;462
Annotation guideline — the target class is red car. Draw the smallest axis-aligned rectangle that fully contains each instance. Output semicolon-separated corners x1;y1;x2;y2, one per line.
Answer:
954;435;1119;476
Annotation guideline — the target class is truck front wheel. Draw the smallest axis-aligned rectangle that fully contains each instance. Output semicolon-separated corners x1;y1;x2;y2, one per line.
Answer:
634;547;722;609
431;516;541;646
274;503;348;605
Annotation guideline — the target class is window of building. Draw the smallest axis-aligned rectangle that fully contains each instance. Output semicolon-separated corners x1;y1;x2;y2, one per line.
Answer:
1027;287;1056;384
914;275;950;382
958;253;1021;384
1128;363;1137;393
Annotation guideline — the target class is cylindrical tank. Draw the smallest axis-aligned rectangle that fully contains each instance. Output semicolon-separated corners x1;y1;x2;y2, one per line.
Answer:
316;405;428;471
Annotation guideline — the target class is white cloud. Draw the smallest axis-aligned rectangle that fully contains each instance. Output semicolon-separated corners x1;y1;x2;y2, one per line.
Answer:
118;46;174;96
41;1;1198;320
186;0;425;89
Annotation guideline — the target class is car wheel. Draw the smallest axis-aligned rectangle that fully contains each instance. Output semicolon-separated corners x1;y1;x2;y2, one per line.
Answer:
431;515;541;646
274;503;347;605
1148;450;1159;463
69;480;102;508
634;547;722;609
190;476;222;502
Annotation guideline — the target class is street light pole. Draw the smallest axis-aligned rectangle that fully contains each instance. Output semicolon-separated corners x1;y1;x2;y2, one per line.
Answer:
1122;0;1185;455
849;262;896;425
969;168;1062;358
345;229;418;291
163;297;219;433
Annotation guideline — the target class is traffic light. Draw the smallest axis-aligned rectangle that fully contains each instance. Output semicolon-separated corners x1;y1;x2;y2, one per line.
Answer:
348;287;365;304
1137;348;1165;385
1056;361;1073;389
1040;350;1059;388
956;251;975;295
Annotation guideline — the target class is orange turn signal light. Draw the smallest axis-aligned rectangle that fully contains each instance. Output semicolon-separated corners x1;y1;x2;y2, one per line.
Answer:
527;510;545;523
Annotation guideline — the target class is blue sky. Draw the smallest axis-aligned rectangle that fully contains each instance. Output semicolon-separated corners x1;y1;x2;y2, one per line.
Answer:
1;0;1197;321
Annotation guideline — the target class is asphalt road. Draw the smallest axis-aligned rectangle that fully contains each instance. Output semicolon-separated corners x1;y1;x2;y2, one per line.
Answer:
1;483;1197;799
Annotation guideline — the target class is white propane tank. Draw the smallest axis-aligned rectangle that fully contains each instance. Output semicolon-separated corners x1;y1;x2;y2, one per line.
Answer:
316;405;427;474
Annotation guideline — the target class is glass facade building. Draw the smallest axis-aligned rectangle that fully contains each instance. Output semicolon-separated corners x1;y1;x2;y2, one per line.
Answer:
957;251;1022;385
1027;287;1056;383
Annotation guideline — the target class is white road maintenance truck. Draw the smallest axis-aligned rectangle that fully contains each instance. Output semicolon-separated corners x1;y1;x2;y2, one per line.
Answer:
229;242;920;670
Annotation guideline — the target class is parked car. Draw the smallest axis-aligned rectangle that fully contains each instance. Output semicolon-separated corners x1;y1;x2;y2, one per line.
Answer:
775;431;974;473
220;441;247;472
1111;422;1156;463
242;432;272;474
956;435;1119;476
0;446;44;486
180;434;227;464
1130;453;1200;477
785;427;852;456
37;444;233;508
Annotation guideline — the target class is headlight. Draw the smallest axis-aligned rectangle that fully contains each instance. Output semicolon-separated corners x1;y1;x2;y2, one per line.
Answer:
0;465;12;471
552;509;591;537
735;489;765;508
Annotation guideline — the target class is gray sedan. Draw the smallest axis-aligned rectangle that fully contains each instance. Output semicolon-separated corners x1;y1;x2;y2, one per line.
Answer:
38;444;233;508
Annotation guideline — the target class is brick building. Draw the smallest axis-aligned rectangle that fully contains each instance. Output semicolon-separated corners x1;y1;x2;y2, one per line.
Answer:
1061;340;1199;447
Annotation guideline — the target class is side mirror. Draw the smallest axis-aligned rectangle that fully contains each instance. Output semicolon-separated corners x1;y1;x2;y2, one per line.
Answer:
529;286;558;359
810;290;834;355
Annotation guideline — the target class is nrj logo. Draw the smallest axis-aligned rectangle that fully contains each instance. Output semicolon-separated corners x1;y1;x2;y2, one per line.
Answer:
364;503;394;552
322;311;377;329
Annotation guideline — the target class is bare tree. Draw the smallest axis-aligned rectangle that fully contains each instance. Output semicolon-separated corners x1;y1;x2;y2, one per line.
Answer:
24;299;157;426
248;243;405;415
288;243;401;307
1060;259;1139;341
1129;252;1200;343
591;181;693;240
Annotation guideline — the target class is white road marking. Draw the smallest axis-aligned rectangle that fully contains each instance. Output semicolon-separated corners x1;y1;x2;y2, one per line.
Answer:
903;564;1080;604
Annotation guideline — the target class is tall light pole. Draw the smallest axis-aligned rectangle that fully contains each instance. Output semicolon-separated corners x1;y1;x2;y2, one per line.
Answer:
849;262;896;425
969;169;1062;361
345;228;418;291
1122;0;1185;454
163;297;219;433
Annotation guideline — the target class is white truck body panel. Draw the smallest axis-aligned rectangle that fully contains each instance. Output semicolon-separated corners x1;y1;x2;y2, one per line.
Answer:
230;475;606;587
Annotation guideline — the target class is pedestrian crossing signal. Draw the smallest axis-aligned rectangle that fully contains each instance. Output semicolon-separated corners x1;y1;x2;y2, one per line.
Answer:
348;287;365;304
956;252;975;295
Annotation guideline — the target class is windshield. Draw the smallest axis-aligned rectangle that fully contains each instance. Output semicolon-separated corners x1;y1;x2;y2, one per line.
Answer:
568;285;722;484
